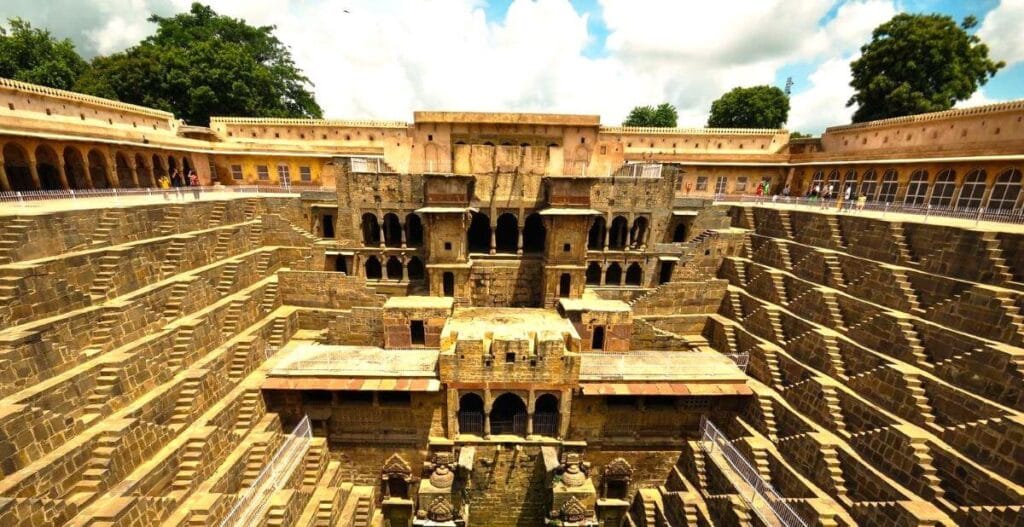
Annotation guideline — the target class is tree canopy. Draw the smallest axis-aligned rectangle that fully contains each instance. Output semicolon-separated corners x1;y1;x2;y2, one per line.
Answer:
75;3;322;125
0;18;88;91
847;14;1004;123
707;86;789;129
623;103;678;127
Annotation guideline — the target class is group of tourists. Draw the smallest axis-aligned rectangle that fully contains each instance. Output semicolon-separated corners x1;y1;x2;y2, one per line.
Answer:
158;168;201;200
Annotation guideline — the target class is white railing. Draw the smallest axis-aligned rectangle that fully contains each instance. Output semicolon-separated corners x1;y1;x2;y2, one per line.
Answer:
717;194;1024;225
0;184;334;206
617;163;664;179
724;353;749;372
699;417;809;527
349;157;391;174
219;415;312;527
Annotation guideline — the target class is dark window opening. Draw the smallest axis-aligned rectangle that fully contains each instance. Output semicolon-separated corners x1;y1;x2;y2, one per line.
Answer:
606;480;628;500
410;320;425;346
405;214;423;247
322;214;335;238
302;390;332;405
339;391;373;405
505;352;516;363
495;213;518;253
659;262;674;284
606;263;622;285
672;223;687;243
408;257;425;280
467;212;491;253
588;217;606;250
444;242;452;251
522;213;546;253
608;216;628;249
625;263;643;286
585;262;601;285
559;273;572;297
386;257;403;280
382;213;402;247
592;326;605;350
365;257;382;279
442;272;455;297
606;396;639;407
380;391;412;406
334;256;348;274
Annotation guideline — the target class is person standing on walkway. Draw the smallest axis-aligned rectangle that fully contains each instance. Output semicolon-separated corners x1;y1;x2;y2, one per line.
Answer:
159;174;171;200
188;170;200;199
170;169;183;200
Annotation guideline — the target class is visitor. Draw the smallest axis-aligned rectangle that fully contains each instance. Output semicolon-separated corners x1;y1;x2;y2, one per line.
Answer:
782;184;791;201
188;170;200;199
170;169;183;200
857;192;867;210
685;181;692;195
159;174;171;200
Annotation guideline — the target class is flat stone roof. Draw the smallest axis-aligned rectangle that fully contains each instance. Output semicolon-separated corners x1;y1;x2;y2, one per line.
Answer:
579;349;747;384
269;344;439;378
538;208;601;216
384;296;454;310
558;298;631;313
440;307;578;353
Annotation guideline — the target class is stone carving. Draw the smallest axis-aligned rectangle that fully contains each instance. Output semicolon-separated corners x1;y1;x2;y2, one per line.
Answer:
558;452;589;488
382;453;412;479
604;457;633;479
426;496;455;522
560;496;588;523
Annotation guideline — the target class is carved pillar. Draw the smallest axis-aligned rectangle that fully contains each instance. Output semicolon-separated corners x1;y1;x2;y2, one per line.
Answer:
0;158;10;191
400;222;407;248
26;150;41;190
106;153;119;188
516;224;524;255
600;264;607;286
82;154;95;189
603;215;611;251
402;256;409;283
56;160;70;190
619;267;626;286
128;158;140;188
527;412;534;436
378;217;386;249
489;226;496;255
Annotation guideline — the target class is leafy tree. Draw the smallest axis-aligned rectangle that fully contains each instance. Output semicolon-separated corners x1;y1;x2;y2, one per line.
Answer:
623;102;677;127
0;18;88;90
75;3;322;125
789;131;812;139
847;14;1004;123
707;86;789;128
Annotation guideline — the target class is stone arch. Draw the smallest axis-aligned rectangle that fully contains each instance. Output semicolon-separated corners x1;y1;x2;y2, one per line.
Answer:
115;152;134;188
490;393;527;436
457;392;484;436
364;256;382;279
988;168;1022;211
608;216;628;250
167;155;178;175
929;169;956;207
408;257;425;280
879;169;899;202
585;262;601;285
87;149;110;189
588;216;606;250
495;212;518;253
64;147;88;189
382;454;412;499
625;262;643;286
522;213;545;253
361;213;381;246
3;142;34;191
34;144;63;190
860;168;879;199
405;213;423;247
904;169;928;205
629;216;648;247
534;393;560;437
606;262;622;284
135;153;155;187
385;256;403;280
152;154;167;181
382;213;402;247
467;211;490;253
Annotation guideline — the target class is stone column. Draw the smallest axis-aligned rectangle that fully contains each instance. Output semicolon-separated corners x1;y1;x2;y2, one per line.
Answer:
378;216;386;249
26;150;41;190
526;412;534;436
603;216;611;251
489;226;496;255
128;158;140;188
0;159;10;192
401;256;409;283
107;153;120;188
619;267;626;286
82;157;95;189
600;264;607;286
400;222;407;248
516;225;524;255
56;160;70;190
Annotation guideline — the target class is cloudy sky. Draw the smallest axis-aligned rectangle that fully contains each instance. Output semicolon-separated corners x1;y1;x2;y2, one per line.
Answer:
3;0;1023;133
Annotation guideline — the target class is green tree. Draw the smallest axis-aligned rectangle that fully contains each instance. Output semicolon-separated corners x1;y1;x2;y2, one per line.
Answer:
0;18;88;91
707;86;789;128
847;14;1004;123
75;3;322;125
623;102;677;127
789;131;812;139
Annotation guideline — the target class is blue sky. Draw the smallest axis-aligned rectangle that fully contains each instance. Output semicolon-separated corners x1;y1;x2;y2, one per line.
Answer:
3;0;1023;133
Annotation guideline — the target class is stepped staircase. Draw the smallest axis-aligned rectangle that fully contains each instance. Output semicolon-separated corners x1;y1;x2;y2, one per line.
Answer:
159;206;184;236
213;231;233;260
261;281;279;313
243;198;259;221
91;210;121;246
351;487;374;527
228;341;254;382
0;217;32;264
83;366;121;417
171;438;206;493
162;282;191;321
89;254;122;299
161;238;187;276
980;232;1015;283
70;432;121;495
169;375;202;427
217;261;241;294
255;251;273;277
234;390;262;435
208;201;227;227
168;325;198;369
82;308;123;356
222;299;246;338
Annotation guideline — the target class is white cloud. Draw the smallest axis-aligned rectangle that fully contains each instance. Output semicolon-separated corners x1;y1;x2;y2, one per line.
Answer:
788;58;856;133
956;89;1003;109
978;0;1024;65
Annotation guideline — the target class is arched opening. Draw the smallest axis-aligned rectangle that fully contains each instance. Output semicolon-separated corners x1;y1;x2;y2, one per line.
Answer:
386;476;409;500
361;213;381;246
606;263;622;285
457;393;484;436
408;257;425;280
810;169;825;194
559;273;572;297
386;256;403;280
585;262;601;285
904;170;928;205
522;213;545;253
860;169;878;200
364;256;382;279
87;149;110;189
405;214;423;247
879;169;898;202
168;156;178;175
659;261;675;284
826;169;841;196
115;152;134;188
442;272;455;297
629;217;648;248
3;143;34;191
490;393;527;436
533;394;560;437
844;169;858;198
382;213;402;247
625;263;643;286
152;154;166;182
588;217;606;250
334;256;348;274
989;169;1022;211
467;212;490;253
957;169;987;209
34;145;62;190
608;216;628;250
64;147;88;189
182;156;193;175
929;169;956;207
672;223;687;243
495;213;518;253
135;154;154;187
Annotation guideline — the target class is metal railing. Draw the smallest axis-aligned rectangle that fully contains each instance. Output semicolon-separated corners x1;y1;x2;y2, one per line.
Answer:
220;415;312;527
724;353;750;372
699;417;808;527
0;184;334;206
717;194;1024;225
